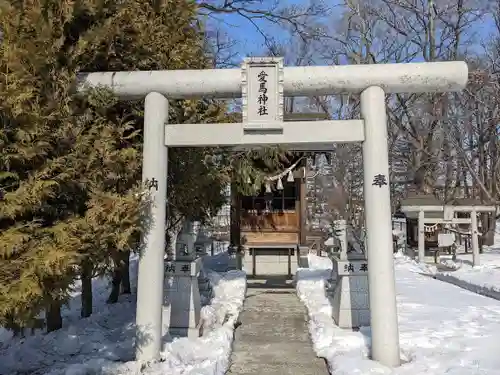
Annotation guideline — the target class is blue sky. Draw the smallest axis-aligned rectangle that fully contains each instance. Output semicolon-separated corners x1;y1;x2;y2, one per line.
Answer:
200;0;321;60
205;12;282;59
202;1;497;65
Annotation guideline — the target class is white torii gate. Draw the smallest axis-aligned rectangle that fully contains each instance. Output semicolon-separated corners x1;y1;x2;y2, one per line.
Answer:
77;58;468;368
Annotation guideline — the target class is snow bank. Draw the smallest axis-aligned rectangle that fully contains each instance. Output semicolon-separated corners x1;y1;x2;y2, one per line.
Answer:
0;278;137;375
393;252;437;275
428;223;500;301
156;269;246;375
433;249;500;301
295;256;387;375
296;254;500;375
435;268;500;301
0;253;246;375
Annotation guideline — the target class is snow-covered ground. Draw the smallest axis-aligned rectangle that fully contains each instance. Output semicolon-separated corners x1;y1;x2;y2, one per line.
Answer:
297;254;500;375
0;250;246;375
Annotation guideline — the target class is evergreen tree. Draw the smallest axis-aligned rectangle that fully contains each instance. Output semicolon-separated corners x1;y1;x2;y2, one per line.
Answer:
0;0;230;331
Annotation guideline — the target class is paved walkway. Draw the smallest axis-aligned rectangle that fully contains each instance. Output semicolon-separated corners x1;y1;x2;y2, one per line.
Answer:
227;277;328;375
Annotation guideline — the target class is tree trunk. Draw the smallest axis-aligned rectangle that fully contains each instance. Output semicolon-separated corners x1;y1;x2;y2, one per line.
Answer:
80;258;93;318
229;180;241;251
107;250;132;303
166;218;184;260
483;127;498;247
46;301;62;332
5;315;24;337
120;250;131;294
487;215;496;245
107;260;122;304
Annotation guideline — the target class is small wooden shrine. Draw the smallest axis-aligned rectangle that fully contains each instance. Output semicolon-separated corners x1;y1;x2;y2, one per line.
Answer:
230;112;329;276
231;113;330;246
240;160;305;247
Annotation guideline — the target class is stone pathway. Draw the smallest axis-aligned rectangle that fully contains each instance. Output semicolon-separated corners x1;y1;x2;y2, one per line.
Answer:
227;277;328;375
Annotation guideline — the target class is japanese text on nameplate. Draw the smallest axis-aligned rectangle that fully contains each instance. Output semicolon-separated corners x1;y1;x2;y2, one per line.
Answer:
343;263;368;273
257;70;269;116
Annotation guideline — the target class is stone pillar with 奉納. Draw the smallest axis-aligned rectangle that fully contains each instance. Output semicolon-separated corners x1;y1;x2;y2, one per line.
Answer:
328;220;370;328
163;221;202;338
330;254;370;328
